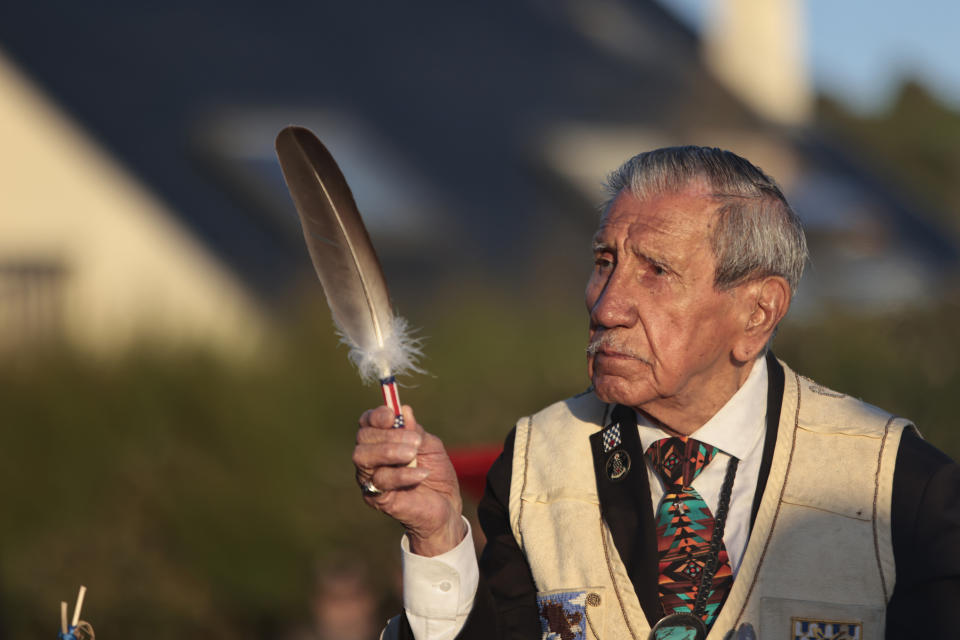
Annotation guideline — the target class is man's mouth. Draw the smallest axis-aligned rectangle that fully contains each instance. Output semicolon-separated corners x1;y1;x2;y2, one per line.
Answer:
586;334;647;362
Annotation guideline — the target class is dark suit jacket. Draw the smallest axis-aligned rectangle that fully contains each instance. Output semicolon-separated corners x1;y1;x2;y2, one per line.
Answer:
397;356;960;638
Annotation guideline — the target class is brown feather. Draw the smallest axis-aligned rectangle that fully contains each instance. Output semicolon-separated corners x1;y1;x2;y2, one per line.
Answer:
276;126;421;382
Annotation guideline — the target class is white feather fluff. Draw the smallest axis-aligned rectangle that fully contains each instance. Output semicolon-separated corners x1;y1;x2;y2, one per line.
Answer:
338;315;425;384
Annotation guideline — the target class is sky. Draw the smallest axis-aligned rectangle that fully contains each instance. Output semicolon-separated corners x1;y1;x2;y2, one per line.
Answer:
662;0;960;113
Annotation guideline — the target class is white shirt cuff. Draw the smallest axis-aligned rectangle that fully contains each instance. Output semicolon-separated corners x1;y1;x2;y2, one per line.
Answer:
401;517;479;640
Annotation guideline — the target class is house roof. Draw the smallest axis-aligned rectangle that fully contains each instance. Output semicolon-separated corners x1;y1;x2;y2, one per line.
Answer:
1;0;955;309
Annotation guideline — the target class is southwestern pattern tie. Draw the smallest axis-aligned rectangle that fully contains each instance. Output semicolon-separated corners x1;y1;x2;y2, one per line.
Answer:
646;437;733;627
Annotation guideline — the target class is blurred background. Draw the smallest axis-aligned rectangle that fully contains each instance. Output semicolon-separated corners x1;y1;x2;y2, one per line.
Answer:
1;0;958;637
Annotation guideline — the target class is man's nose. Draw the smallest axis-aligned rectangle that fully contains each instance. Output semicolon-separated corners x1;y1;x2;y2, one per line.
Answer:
589;271;638;328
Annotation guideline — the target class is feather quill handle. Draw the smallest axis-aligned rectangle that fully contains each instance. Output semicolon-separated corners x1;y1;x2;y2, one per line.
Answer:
275;126;423;429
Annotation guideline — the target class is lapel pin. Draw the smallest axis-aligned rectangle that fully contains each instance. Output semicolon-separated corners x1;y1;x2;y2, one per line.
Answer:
606;449;631;481
601;422;622;453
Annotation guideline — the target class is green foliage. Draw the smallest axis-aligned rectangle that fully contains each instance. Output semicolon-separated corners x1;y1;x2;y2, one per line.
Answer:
1;289;957;639
0;290;587;640
817;80;960;236
775;298;960;457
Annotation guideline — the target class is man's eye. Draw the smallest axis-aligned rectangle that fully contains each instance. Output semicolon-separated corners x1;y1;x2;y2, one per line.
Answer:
652;264;666;276
595;256;613;269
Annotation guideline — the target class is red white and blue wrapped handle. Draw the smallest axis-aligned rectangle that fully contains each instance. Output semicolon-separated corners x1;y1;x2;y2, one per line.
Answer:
380;375;416;467
379;375;405;429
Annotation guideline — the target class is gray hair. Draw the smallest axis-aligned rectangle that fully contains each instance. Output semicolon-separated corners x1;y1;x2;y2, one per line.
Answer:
603;146;808;295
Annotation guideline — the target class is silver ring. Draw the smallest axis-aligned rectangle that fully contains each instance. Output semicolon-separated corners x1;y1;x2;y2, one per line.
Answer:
361;480;382;496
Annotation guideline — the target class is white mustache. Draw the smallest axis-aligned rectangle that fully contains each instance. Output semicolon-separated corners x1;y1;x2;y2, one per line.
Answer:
586;332;648;362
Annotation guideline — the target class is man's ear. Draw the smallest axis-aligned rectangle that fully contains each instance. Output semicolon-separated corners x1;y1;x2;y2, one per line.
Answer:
732;276;791;362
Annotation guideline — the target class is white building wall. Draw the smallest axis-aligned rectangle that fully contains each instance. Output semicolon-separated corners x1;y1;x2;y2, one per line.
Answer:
0;49;268;357
703;0;813;126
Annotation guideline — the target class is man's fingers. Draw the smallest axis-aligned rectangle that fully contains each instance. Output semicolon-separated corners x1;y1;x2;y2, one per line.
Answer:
366;466;430;493
400;405;419;431
359;405;424;432
359;406;396;430
352;442;419;470
356;425;422;447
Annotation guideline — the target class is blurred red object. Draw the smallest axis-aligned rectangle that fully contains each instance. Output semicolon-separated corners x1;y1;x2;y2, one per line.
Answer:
447;444;503;502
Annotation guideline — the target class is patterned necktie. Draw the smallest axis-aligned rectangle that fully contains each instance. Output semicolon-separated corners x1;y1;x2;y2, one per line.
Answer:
646;437;733;628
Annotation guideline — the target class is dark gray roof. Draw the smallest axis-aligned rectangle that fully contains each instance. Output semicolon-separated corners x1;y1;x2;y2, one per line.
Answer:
1;0;954;308
0;1;740;294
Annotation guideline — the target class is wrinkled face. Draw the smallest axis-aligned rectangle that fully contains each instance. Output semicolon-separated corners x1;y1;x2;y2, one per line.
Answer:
585;187;745;414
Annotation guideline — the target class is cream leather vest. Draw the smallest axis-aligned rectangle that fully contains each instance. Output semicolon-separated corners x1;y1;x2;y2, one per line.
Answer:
510;360;911;639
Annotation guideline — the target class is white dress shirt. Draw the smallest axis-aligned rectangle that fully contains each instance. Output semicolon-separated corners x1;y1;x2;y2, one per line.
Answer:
401;519;479;640
401;358;769;639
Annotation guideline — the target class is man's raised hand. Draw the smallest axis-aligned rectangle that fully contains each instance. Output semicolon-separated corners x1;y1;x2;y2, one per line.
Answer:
352;405;466;557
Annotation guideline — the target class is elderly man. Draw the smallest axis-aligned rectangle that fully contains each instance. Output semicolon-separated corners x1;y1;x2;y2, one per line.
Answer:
352;147;960;639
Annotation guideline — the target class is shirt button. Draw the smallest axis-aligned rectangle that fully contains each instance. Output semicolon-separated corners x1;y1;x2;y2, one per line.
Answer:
439;581;452;592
